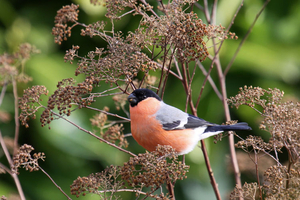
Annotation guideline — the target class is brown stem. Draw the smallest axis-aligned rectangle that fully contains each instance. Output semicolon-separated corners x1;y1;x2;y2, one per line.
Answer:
12;79;20;155
161;47;177;98
38;166;72;200
0;82;7;106
201;140;221;200
49;110;136;157
203;0;211;23
0;131;26;200
180;63;221;199
215;55;242;186
196;61;222;109
167;180;175;200
252;151;263;200
224;0;271;76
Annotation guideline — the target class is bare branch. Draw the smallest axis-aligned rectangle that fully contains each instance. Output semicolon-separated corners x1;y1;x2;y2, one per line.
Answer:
38;166;72;200
0;131;25;200
224;0;271;76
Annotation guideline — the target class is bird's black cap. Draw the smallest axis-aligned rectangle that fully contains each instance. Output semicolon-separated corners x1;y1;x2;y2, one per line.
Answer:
128;88;161;107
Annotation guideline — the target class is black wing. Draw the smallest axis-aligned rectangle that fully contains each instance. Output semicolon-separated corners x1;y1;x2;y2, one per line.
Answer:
183;114;216;129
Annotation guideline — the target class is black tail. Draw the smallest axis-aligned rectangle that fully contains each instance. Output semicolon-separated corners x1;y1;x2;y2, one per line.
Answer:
204;122;251;133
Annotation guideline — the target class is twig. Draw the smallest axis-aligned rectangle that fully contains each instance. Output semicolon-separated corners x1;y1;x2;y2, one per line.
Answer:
224;0;271;76
0;82;7;106
97;188;156;197
119;9;135;19
181;65;221;199
215;52;243;191
234;133;282;166
226;0;245;31
194;2;205;13
85;106;131;121
0;131;26;200
49;110;136;157
201;140;221;200
210;0;218;25
139;0;160;18
38;166;72;200
161;48;177;98
251;150;263;200
12;79;20;155
202;0;211;23
167;180;175;200
196;60;222;109
0;162;12;175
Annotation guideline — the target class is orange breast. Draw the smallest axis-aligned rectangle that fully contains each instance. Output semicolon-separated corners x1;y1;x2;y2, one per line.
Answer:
130;98;196;154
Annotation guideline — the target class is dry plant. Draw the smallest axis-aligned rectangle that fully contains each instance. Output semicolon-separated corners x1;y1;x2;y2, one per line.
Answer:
0;0;277;199
228;86;300;199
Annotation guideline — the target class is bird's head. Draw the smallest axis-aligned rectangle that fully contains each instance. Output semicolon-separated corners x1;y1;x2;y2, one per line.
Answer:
128;88;161;107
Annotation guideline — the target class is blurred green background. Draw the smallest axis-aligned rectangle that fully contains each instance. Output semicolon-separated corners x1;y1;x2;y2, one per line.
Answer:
0;0;299;199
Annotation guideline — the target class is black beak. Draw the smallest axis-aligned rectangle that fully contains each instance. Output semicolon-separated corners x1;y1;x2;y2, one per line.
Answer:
128;93;138;106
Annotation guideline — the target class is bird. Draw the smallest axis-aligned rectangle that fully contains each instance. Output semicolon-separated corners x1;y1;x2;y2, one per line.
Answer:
127;88;252;155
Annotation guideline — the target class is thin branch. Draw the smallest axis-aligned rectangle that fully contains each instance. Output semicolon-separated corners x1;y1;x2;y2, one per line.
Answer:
166;180;175;200
234;133;282;166
12;79;20;155
0;131;25;200
157;37;169;93
201;140;221;200
0;162;12;175
210;0;218;25
49;110;136;157
226;0;245;31
97;188;155;197
0;83;7;106
38;166;72;200
180;62;221;199
85;106;131;122
171;51;182;80
252;150;263;200
119;9;135;19
161;48;177;98
196;60;222;109
139;0;160;18
194;2;205;13
202;0;211;23
224;0;271;76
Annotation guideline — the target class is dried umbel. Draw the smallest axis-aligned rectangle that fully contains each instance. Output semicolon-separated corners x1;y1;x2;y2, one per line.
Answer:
228;86;300;199
40;78;95;128
19;85;49;128
12;144;45;174
52;4;79;44
0;43;38;86
229;86;300;155
70;145;189;199
263;164;300;199
70;165;124;199
91;109;128;148
230;182;261;200
120;145;189;190
64;38;158;86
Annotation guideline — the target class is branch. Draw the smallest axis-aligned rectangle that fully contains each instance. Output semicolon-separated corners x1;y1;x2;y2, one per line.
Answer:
196;60;222;109
49;110;136;157
0;131;26;200
180;60;221;199
0;83;7;106
38;166;72;200
85;106;131;122
12;79;20;155
224;0;271;76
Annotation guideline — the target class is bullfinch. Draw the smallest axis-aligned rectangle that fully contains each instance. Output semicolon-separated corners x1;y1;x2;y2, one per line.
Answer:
127;88;251;155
